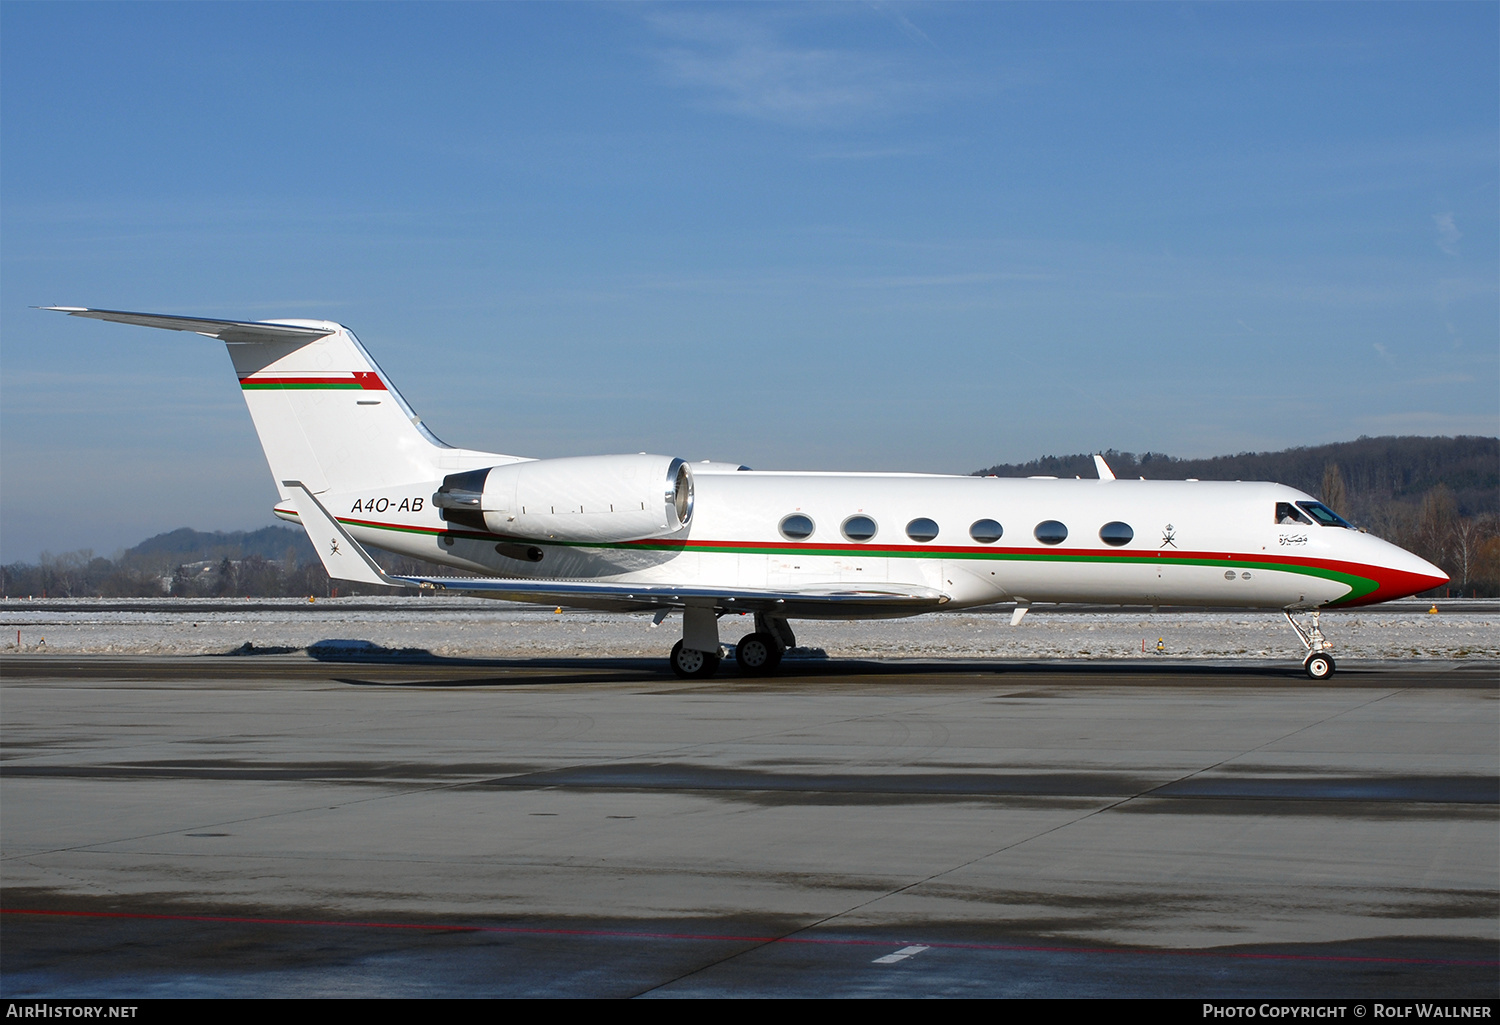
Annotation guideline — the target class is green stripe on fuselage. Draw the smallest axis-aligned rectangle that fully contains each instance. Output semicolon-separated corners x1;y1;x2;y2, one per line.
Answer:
334;517;1380;603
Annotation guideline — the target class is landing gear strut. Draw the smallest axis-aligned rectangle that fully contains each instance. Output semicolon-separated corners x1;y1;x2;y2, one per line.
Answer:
1284;609;1336;680
669;605;723;679
666;610;793;679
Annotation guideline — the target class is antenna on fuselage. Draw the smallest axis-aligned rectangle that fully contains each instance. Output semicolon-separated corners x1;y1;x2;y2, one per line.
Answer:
1093;454;1116;481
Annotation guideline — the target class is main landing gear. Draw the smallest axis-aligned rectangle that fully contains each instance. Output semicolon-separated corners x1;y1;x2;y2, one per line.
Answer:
667;609;792;679
733;632;784;676
670;639;721;679
1284;609;1336;680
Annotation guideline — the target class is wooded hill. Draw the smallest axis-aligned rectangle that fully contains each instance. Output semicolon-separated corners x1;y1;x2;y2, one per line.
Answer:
1;526;448;599
974;435;1496;522
124;525;316;567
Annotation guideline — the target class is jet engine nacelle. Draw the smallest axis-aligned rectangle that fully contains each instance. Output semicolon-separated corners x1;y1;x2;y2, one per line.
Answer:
433;454;693;543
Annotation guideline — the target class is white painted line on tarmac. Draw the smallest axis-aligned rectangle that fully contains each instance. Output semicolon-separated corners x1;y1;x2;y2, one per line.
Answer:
872;944;930;964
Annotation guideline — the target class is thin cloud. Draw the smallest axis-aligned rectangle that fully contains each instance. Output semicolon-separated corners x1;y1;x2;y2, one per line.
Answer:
868;1;943;53
858;270;1055;288
642;9;933;127
1433;212;1461;255
1408;374;1476;386
810;144;930;161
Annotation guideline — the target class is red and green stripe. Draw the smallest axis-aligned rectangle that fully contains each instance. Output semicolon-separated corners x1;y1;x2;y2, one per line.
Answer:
303;513;1413;605
241;371;386;391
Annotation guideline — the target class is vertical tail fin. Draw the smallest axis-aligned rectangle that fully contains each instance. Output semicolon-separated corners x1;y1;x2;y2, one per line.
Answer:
42;308;463;498
228;319;449;495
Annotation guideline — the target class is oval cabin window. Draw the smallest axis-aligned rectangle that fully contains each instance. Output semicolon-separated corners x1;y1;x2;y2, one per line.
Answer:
969;519;1003;544
905;517;939;542
779;514;814;541
1098;521;1133;546
1034;520;1068;545
841;515;878;542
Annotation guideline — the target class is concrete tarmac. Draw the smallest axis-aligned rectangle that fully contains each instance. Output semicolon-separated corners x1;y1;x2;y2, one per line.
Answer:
2;654;1496;998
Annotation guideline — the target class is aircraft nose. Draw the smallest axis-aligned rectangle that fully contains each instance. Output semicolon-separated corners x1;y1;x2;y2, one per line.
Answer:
1399;545;1449;585
1415;558;1450;592
1337;535;1451;606
1382;545;1449;600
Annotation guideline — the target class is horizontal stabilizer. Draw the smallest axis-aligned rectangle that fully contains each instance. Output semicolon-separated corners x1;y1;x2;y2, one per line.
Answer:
40;307;334;344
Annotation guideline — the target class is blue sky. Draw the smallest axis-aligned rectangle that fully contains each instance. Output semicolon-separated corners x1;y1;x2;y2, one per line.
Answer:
2;2;1496;562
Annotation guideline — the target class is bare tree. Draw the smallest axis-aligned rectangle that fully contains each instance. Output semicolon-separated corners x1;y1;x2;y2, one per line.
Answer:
213;557;236;597
1473;534;1500;593
1414;484;1458;576
1450;515;1498;595
1320;462;1350;519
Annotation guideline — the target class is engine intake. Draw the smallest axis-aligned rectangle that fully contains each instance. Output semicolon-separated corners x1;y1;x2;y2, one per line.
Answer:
433;454;693;543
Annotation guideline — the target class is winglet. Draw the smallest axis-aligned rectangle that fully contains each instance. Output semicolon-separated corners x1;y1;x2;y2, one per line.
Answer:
1093;454;1116;481
281;480;404;588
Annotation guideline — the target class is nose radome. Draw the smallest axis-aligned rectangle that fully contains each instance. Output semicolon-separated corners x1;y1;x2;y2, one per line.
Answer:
1386;543;1449;595
1342;534;1450;605
1396;545;1449;586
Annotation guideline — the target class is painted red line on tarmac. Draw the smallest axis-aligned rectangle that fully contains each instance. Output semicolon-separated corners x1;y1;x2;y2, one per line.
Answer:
3;907;484;934
5;908;1494;967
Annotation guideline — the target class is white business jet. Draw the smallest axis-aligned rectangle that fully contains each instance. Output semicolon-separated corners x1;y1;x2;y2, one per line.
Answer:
46;308;1448;680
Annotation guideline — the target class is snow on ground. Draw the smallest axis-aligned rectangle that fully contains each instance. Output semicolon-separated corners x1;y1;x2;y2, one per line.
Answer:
1;597;1495;661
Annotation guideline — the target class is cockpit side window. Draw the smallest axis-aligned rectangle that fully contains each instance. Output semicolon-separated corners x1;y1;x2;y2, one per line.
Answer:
1297;501;1354;529
1276;502;1312;525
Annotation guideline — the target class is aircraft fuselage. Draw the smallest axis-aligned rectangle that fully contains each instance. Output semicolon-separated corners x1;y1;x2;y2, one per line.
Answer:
291;471;1442;616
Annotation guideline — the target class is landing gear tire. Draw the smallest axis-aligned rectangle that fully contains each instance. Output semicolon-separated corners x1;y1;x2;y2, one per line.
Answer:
1303;652;1335;681
670;639;721;679
734;633;783;676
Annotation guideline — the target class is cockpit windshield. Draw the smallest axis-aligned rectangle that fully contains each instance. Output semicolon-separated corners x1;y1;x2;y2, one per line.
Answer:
1276;502;1313;525
1296;501;1354;529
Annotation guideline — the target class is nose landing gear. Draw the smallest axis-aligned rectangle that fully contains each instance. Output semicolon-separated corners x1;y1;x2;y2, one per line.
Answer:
1284;609;1336;680
1303;651;1335;681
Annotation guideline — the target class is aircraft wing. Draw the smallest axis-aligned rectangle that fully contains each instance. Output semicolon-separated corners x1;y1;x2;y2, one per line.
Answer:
383;576;947;617
283;481;947;617
40;307;334;344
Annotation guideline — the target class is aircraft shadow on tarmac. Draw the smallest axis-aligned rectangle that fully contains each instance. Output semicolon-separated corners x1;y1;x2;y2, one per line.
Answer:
287;636;1498;688
322;654;1395;689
